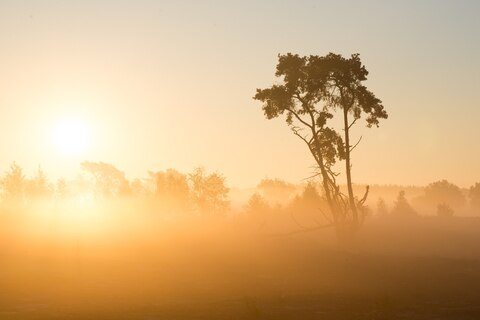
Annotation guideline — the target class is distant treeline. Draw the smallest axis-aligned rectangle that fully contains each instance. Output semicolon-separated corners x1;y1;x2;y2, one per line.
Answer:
0;161;229;216
1;161;480;219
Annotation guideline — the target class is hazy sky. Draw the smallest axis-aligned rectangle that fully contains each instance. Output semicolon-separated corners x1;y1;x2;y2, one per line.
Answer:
0;0;479;188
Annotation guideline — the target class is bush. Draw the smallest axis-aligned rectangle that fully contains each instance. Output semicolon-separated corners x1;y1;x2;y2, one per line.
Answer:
437;203;454;217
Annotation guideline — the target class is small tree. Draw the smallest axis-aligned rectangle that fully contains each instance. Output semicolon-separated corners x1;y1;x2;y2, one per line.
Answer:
287;182;332;227
26;167;52;200
376;197;389;216
437;203;454;217
245;193;271;216
391;191;417;217
288;182;323;215
245;193;271;230
189;167;229;215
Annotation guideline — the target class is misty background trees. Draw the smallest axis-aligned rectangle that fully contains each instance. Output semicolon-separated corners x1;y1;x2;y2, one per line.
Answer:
0;162;229;217
1;161;478;222
470;183;480;213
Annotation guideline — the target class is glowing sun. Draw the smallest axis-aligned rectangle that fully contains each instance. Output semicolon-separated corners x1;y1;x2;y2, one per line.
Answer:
52;119;91;155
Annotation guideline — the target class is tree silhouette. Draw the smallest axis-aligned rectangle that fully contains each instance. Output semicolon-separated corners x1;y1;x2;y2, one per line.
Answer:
81;161;131;198
391;191;417;217
189;167;229;215
317;53;387;224
376;197;389;216
469;183;480;213
437;203;454;217
245;192;271;230
287;182;331;227
148;169;191;214
26;167;52;200
0;162;26;202
257;178;295;205
423;180;465;210
288;182;322;213
254;52;386;235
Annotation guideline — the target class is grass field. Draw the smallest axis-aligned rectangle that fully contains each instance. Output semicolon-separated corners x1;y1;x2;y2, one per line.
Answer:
1;213;480;319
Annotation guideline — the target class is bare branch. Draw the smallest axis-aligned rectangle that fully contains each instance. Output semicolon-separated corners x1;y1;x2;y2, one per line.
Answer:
349;135;363;153
291;127;310;145
302;172;322;181
286;108;312;129
348;117;358;130
358;185;370;206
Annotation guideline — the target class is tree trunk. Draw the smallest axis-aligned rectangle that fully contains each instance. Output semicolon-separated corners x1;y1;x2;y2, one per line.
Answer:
310;129;338;225
343;107;358;227
316;149;338;223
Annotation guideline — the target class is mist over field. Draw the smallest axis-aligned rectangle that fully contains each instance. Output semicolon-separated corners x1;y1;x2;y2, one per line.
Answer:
1;166;480;319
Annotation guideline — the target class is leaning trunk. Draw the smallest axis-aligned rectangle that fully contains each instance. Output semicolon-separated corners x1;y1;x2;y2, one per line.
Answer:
310;128;338;225
315;150;338;224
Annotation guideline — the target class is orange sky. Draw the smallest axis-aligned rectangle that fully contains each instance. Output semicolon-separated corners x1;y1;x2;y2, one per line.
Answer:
0;1;479;188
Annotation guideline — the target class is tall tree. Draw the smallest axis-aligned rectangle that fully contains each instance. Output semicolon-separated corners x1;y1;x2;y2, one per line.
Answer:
254;53;387;234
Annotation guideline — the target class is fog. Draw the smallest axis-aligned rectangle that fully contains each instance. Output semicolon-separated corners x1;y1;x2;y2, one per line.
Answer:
1;171;480;319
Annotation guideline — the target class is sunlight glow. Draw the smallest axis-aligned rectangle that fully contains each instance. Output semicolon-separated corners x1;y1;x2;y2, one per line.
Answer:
52;119;91;155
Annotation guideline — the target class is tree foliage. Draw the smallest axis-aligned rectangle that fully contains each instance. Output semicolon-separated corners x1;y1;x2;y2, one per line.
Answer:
437;203;454;217
244;192;271;230
148;169;191;214
26;167;52;200
81;161;131;198
423;180;465;209
391;191;417;217
257;178;295;205
189;167;229;215
376;198;389;216
469;183;480;211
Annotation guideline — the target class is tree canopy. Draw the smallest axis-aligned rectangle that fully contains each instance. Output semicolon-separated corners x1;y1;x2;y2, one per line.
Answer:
469;183;480;211
423;180;466;209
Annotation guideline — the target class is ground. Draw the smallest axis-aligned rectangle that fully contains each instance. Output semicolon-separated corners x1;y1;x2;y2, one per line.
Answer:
1;215;480;319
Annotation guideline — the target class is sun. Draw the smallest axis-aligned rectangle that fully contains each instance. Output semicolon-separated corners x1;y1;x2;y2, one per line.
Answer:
52;119;91;155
